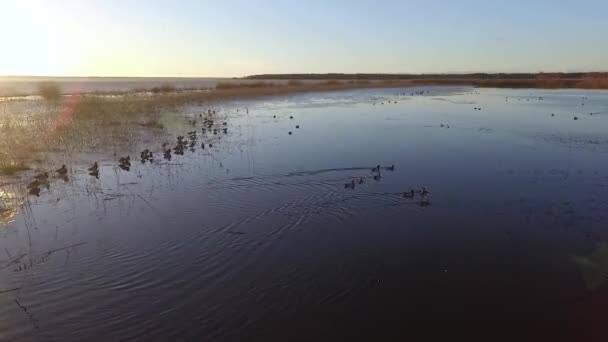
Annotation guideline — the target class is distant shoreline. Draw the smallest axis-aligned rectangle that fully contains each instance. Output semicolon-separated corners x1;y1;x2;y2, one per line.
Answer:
2;74;608;98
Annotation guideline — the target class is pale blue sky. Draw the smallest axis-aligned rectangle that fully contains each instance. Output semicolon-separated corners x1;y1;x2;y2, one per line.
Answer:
1;0;607;76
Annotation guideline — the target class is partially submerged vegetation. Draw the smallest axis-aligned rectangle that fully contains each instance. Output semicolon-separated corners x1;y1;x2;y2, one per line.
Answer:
37;81;62;100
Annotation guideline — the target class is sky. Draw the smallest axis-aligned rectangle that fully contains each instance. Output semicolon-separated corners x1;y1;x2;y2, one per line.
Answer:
0;0;607;77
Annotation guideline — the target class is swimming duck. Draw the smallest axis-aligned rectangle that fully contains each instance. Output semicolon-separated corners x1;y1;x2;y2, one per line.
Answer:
27;179;42;189
295;125;300;129
418;199;431;207
88;162;98;172
344;180;355;189
34;172;49;181
403;190;415;198
289;116;294;119
273;115;276;118
28;186;41;197
551;113;555;117
574;117;579;120
288;131;292;135
56;165;68;175
373;174;382;181
118;156;131;166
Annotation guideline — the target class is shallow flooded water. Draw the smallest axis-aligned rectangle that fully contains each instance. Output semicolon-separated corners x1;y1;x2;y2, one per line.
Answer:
2;86;608;340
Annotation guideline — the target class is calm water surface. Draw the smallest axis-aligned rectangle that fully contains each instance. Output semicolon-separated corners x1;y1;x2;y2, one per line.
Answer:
1;87;608;341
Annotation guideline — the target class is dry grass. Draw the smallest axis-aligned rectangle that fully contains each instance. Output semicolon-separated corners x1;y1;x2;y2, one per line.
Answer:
0;160;30;176
287;80;303;86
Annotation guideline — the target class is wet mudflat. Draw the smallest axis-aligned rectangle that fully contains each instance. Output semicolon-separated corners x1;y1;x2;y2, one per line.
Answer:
1;86;608;340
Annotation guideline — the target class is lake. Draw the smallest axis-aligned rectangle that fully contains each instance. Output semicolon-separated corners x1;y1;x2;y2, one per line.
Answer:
1;86;608;340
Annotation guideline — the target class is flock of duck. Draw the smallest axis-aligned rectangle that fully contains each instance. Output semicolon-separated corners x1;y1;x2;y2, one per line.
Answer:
343;164;432;207
24;108;304;197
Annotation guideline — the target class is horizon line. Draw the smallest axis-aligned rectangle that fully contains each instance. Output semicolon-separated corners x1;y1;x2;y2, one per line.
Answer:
2;71;608;79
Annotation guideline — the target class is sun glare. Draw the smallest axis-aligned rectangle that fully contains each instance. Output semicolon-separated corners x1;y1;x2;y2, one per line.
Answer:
0;1;88;76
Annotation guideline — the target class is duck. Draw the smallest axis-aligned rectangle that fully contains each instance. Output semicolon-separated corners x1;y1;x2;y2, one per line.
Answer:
386;165;395;171
88;162;98;172
574;117;579;120
288;131;292;135
289;116;294;119
418;199;431;207
403;190;415;199
28;186;41;197
551;113;555;117
118;156;131;166
34;172;49;181
344;180;356;189
273;115;276;118
373;174;382;181
56;165;68;175
371;164;381;172
295;125;300;129
27;179;42;189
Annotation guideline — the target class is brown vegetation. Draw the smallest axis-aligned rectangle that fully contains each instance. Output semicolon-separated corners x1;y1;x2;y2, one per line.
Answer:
37;81;62;100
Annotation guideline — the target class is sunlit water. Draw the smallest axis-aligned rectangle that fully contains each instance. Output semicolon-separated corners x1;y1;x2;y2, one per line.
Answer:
2;87;608;340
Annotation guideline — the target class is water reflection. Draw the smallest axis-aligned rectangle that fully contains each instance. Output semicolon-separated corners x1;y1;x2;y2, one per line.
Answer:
1;86;608;340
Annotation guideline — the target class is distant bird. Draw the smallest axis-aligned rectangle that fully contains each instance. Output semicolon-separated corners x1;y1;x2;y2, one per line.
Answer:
295;125;300;129
551;113;555;117
344;180;355;189
56;165;68;175
29;187;41;197
373;174;382;181
418;199;431;207
574;117;579;120
386;165;395;171
371;165;381;172
290;116;294;119
88;162;98;172
27;179;42;189
34;172;49;181
273;115;276;118
403;190;415;198
288;131;292;135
